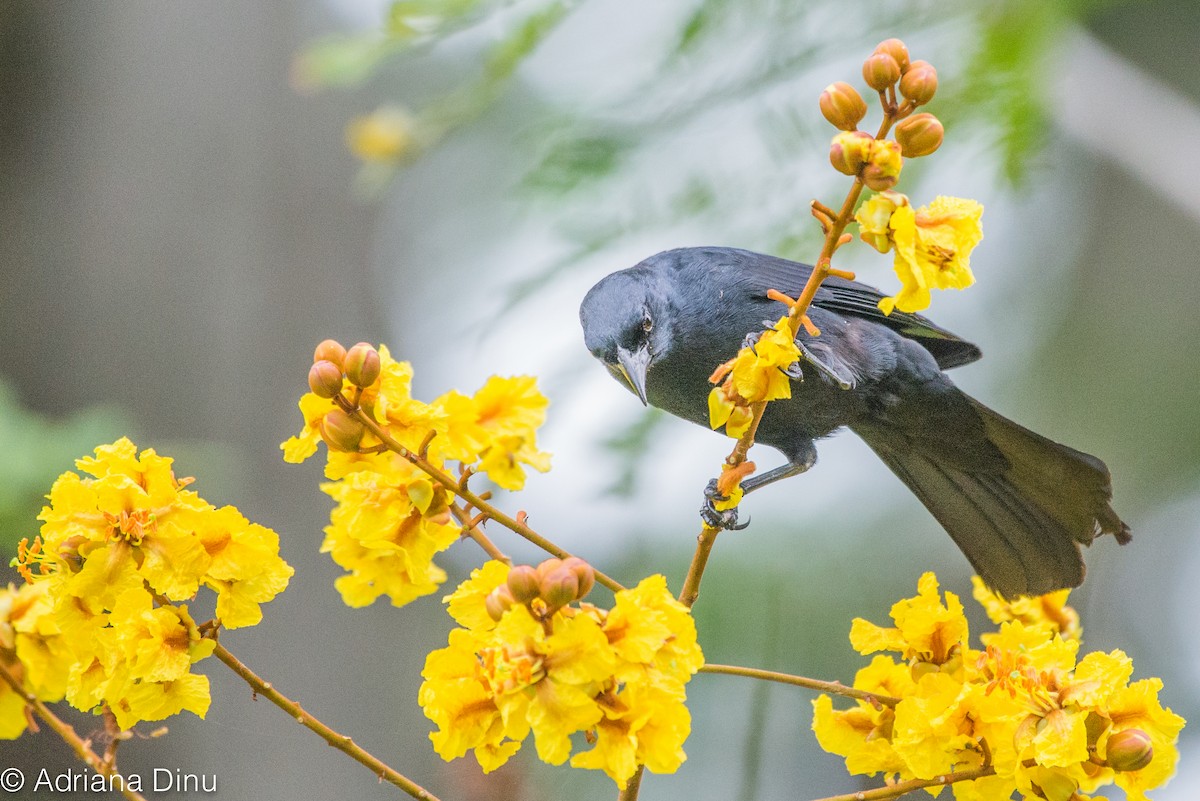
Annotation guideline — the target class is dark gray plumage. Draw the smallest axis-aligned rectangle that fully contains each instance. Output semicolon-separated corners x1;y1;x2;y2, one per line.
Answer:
579;246;1130;596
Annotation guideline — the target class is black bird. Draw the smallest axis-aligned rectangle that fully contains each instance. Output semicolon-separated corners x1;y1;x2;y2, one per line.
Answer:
579;246;1130;596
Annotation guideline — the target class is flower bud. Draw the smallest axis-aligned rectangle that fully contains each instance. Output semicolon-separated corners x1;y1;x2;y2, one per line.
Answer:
819;82;868;131
308;360;345;399
344;342;381;388
561;556;595;600
1107;728;1154;772
535;558;562;581
829;131;874;176
506;565;541;604
485;585;516;622
539;566;579;610
862;163;898;191
862;139;902;191
313;339;347;369
862;52;901;92
319;409;364;452
899;60;938;105
874;39;910;73
894;112;944;158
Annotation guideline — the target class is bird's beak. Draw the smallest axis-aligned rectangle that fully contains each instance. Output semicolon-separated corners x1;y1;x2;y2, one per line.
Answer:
615;345;651;406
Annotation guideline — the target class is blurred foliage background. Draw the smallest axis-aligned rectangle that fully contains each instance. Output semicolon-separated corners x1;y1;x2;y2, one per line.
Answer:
2;1;1199;799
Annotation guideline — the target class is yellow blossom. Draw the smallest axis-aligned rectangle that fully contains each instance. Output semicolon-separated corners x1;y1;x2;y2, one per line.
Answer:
816;573;1185;801
849;572;967;668
855;193;983;315
706;315;800;438
321;459;460;608
10;438;290;732
284;350;552;608
971;575;1081;641
421;563;702;788
345;106;414;163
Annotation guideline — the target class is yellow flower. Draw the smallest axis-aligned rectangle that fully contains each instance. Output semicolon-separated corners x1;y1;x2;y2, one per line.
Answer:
811;656;911;777
849;572;967;668
9;439;289;732
706;315;799;438
855;190;908;253
420;564;702;788
285;353;554;607
971;576;1080;641
432;375;552;491
0;582;74;739
321;460;460;608
345;106;414;163
818;573;1185;801
855;193;983;315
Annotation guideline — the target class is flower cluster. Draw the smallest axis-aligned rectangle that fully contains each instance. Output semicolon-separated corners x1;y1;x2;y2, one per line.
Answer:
707;316;801;438
856;191;984;315
419;560;704;788
816;38;982;317
283;340;551;608
7;439;292;732
813;573;1185;801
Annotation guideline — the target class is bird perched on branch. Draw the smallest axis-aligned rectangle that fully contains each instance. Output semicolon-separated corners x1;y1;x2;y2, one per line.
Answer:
579;246;1130;597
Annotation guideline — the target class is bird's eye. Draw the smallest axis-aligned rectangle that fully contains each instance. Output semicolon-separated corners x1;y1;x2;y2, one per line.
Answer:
641;316;653;334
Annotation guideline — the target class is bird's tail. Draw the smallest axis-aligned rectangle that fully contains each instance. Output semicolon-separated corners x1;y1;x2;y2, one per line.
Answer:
852;395;1130;597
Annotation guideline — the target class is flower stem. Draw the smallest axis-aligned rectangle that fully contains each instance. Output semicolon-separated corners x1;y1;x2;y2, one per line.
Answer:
451;502;511;565
699;664;899;707
208;640;442;801
679;106;902;611
617;764;646;801
0;662;149;801
340;399;626;594
809;764;996;801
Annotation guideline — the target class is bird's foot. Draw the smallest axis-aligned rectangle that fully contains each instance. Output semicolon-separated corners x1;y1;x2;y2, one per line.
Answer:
700;479;750;530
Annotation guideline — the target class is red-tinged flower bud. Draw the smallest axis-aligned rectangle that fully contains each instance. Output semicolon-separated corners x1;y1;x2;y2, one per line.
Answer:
313;338;347;369
319;409;364;452
561;556;596;600
485;585;516;622
862;163;899;191
829;130;874;176
899;60;938;105
894;112;944;157
539;566;579;610
819;82;868;131
344;342;381;388
862;52;901;92
1107;728;1154;772
308;360;345;399
874;39;910;73
506;565;541;604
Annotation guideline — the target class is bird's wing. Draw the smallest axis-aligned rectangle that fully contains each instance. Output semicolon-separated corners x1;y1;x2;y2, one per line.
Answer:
728;250;982;370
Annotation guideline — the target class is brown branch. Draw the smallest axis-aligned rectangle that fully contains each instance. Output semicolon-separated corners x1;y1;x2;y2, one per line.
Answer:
209;641;442;801
810;765;996;801
699;664;899;707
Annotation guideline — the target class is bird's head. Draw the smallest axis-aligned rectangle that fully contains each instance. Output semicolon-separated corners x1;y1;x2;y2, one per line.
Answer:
579;268;674;406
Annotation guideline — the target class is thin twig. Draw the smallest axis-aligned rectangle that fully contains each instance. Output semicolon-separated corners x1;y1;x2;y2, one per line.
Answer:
809;764;996;801
699;664;899;707
451;502;511;564
209;641;442;801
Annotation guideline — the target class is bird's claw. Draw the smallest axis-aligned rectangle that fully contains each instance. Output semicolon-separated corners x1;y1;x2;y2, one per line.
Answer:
700;479;751;530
